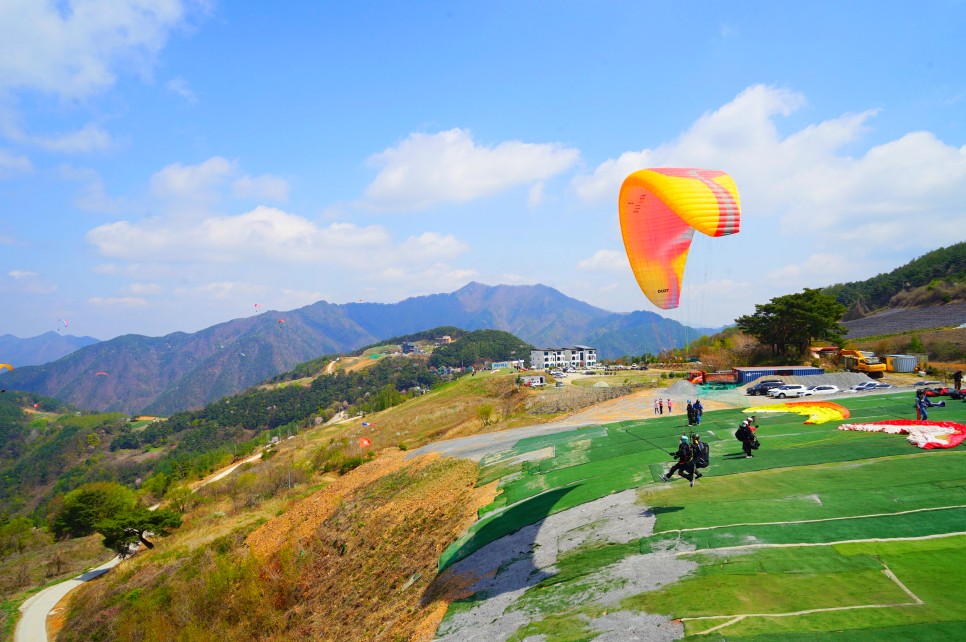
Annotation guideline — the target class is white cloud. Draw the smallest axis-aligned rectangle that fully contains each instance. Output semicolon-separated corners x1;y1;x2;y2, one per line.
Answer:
59;165;126;212
166;76;196;103
150;156;236;201
0;148;32;176
398;232;468;260
32;122;113;153
573;83;966;261
86;205;469;271
232;174;289;202
123;282;161;295
0;0;208;99
577;249;627;271
362;128;580;211
88;296;148;307
527;182;545;208
1;270;57;294
149;157;290;208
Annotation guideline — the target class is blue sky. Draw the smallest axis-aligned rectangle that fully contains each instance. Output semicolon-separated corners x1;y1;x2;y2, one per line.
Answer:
2;1;965;341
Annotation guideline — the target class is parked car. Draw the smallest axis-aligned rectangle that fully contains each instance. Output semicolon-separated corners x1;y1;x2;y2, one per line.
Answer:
746;379;784;396
801;384;840;396
849;382;879;392
583;370;596;375
768;384;808;398
872;382;893;389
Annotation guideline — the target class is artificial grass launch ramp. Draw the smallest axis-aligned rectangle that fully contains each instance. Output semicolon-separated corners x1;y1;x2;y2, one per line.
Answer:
438;391;966;639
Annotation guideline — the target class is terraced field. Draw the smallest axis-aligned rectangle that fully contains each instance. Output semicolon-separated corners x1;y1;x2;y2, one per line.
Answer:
843;302;966;338
433;391;966;640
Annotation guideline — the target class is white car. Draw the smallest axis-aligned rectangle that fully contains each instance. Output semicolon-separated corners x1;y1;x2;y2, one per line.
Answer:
849;382;879;392
801;384;840;396
768;384;808;398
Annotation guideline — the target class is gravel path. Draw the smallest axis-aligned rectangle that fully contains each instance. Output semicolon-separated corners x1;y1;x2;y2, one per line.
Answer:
434;490;694;642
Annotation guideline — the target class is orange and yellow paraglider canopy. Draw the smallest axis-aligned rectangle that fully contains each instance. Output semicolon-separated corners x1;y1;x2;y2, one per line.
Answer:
619;168;740;310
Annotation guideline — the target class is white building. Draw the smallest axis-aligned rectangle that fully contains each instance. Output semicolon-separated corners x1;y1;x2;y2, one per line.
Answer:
530;345;597;370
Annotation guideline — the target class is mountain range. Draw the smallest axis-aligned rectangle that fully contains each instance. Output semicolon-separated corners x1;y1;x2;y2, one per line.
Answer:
0;283;715;415
0;331;100;367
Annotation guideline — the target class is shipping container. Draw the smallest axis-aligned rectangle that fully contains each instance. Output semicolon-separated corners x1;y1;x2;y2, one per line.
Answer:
733;366;825;385
885;355;917;373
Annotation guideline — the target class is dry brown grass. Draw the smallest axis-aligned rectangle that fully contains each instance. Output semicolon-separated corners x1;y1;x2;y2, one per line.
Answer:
58;447;495;642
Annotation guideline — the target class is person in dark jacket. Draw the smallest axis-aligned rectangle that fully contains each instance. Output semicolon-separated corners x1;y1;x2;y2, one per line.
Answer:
661;435;694;484
686;400;696;426
954;370;963;392
691;433;710;479
736;418;758;458
693;399;704;425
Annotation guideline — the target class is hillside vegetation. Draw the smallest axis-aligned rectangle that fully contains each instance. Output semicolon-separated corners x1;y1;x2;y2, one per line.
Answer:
825;241;966;310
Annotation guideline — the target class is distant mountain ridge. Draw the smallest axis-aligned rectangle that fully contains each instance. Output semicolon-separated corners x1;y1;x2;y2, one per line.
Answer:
0;283;717;414
0;332;100;367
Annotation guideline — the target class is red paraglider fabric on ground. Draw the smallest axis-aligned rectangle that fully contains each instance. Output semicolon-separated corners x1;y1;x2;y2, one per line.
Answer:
838;419;966;449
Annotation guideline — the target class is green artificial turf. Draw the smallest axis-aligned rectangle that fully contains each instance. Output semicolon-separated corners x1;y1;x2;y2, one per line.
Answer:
439;391;966;640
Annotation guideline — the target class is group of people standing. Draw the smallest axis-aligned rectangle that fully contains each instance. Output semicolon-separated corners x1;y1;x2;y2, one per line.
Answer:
686;399;703;425
653;398;673;415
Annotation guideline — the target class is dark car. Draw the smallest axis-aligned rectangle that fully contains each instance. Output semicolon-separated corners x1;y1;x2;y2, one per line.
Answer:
746;379;784;396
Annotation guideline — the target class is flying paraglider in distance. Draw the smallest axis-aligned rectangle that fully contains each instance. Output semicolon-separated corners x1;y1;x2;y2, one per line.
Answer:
59;318;68;328
618;168;740;310
277;319;285;324
0;363;12;372
95;371;109;377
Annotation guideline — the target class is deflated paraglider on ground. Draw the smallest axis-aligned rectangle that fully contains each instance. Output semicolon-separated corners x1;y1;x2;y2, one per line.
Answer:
744;401;851;424
619;168;740;310
838;420;966;449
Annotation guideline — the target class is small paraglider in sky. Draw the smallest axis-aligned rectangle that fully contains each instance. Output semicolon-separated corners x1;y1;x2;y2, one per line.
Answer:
0;363;12;372
95;371;109;377
619;168;741;310
277;318;285;324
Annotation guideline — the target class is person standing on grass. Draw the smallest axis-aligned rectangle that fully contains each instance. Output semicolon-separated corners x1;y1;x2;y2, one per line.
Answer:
955;370;963;392
694;399;704;425
661;435;694;485
686;400;696;426
659;398;664;415
736;418;758;458
667;398;673;414
691;433;709;480
654;398;659;415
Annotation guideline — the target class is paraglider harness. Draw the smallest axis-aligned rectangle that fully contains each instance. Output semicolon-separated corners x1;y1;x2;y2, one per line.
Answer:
692;436;710;468
736;420;760;450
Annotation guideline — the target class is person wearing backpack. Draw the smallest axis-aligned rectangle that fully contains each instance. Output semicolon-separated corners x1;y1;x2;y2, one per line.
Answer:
661;435;694;484
691;433;709;480
736;418;758;458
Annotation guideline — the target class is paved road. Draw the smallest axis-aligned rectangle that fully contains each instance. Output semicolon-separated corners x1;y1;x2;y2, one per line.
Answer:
15;451;264;641
409;385;719;462
15;557;120;642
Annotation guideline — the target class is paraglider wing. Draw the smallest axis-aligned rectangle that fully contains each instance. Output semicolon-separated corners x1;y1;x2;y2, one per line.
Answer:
0;363;12;372
619;168;740;309
95;371;109;377
358;437;371;448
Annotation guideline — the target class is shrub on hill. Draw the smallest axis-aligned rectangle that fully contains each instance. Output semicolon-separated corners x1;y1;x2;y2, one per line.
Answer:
428;330;532;368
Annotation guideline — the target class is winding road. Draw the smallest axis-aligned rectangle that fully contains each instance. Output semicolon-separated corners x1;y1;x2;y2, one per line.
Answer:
14;452;263;642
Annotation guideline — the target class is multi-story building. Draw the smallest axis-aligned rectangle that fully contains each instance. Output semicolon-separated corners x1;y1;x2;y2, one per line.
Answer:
529;345;597;370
